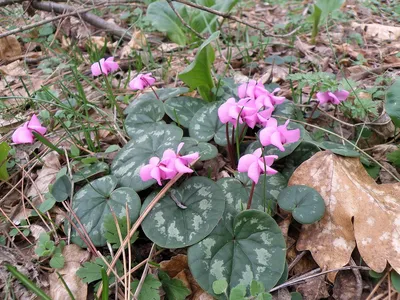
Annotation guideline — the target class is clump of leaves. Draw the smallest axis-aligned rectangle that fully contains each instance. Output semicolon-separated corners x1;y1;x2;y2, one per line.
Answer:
35;233;65;269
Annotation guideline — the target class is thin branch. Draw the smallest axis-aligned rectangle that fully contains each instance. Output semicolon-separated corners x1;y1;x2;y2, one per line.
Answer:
0;1;131;40
270;265;371;292
172;0;300;38
166;0;204;40
133;244;156;299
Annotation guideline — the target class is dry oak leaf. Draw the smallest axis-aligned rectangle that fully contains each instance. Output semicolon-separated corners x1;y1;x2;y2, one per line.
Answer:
351;22;400;42
0;34;22;60
289;151;400;281
49;244;89;300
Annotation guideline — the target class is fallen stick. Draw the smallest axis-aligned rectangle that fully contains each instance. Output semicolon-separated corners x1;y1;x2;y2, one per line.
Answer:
0;1;132;40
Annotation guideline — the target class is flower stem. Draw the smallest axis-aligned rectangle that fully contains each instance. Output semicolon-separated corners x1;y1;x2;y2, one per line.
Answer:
307;102;319;123
143;78;159;100
230;124;237;169
247;181;256;209
226;123;236;169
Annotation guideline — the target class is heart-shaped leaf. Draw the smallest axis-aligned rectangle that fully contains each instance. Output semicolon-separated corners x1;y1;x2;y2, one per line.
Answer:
72;161;109;183
164;96;206;128
141;176;225;248
111;126;182;191
181;137;218;161
218;172;287;214
188;210;286;297
189;101;238;146
124;87;189;115
125;99;165;139
280;142;320;179
69;175;141;246
277;185;325;224
51;175;72;202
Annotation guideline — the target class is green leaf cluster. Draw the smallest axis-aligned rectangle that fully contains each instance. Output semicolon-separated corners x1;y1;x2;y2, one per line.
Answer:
35;233;65;269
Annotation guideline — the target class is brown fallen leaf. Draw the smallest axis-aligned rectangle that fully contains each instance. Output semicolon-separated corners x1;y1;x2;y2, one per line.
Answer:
0;60;27;77
49;244;89;300
352;22;400;42
296;275;330;300
0;34;22;61
332;269;362;300
27;152;61;203
289;151;400;281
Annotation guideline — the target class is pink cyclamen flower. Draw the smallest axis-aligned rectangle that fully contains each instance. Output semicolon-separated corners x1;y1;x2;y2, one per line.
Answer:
316;90;349;105
162;143;199;175
91;57;119;76
238;148;278;184
140;143;199;186
238;80;266;99
12;114;47;145
259;118;300;151
129;73;156;91
255;88;285;106
218;98;261;128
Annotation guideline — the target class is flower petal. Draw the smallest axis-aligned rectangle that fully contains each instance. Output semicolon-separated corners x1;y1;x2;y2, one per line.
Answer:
316;91;331;104
12;123;34;144
175;158;194;173
238;154;258;172
150;166;162;185
270;131;285;151
247;162;261;184
334;90;350;102
28;115;46;135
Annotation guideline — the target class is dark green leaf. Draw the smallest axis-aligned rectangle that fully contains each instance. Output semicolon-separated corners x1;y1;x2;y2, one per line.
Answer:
131;274;161;300
164;96;206;128
69;175;141;246
159;270;191;300
141;177;225;248
51;175;72;202
278;185;325;224
180;137;218;161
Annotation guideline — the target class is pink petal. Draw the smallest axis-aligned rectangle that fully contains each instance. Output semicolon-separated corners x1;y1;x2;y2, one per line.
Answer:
140;164;154;181
162;149;177;161
270;131;285;151
149;157;160;166
333;90;349;102
247;162;261;184
316;91;331;105
218;98;236;124
150;167;162;186
181;152;199;164
175;158;193;173
129;77;145;90
259;127;275;146
260;155;278;167
159;165;177;179
253;148;263;158
238;154;258;172
327;92;340;104
28;115;46;135
283;128;300;144
12;123;34;144
265;165;278;175
91;62;102;76
143;73;156;86
104;57;119;73
177;142;184;154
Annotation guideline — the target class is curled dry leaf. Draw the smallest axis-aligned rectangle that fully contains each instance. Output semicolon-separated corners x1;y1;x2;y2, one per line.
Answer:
351;22;400;42
49;244;89;300
0;34;22;61
289;151;400;281
0;60;27;77
27;152;61;203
